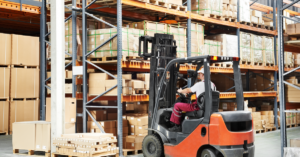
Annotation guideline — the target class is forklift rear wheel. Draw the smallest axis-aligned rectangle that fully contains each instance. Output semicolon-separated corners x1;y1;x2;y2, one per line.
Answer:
142;134;164;157
201;148;216;157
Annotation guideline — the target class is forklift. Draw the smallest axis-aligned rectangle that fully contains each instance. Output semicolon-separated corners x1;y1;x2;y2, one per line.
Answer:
138;34;254;157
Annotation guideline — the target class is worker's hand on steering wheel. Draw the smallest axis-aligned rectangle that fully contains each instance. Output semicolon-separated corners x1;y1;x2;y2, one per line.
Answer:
177;88;183;93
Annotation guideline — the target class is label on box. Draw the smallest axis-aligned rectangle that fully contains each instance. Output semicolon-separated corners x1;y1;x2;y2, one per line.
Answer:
71;118;75;122
73;66;83;75
36;145;40;149
91;38;94;42
138;119;141;121
131;125;134;128
93;122;96;126
137;102;140;105
139;127;142;129
131;133;134;135
104;111;106;114
131;117;134;120
91;129;94;133
43;146;46;150
100;35;104;40
132;143;135;147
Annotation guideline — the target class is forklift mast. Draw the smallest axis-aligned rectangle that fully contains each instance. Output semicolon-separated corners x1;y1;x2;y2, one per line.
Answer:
139;34;177;132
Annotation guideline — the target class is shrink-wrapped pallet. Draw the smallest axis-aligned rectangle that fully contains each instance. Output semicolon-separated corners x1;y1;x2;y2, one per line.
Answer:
205;34;238;57
285;52;294;68
239;0;250;22
295;54;300;66
251;34;263;65
204;40;221;56
167;24;187;58
180;23;204;56
263;36;275;66
239;32;251;64
191;0;223;16
87;28;144;58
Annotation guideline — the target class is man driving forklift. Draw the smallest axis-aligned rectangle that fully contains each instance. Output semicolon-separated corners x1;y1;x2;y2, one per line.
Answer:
169;68;216;131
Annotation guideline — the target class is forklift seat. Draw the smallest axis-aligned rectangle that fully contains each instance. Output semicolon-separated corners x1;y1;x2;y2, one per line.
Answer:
185;93;205;118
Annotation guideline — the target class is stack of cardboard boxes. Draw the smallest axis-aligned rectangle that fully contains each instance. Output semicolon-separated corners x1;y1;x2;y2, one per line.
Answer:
180;23;204;57
251;109;276;131
53;133;119;156
222;0;237;19
0;33;40;135
250;10;263;25
219;102;237;111
192;0;223;17
46;70;74;94
249;72;274;91
167;24;187;58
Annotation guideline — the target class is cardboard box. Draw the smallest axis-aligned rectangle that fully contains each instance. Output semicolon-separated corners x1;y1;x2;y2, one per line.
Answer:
269;115;274;124
10;100;40;132
66;70;72;79
0;101;9;133
10;68;39;98
127;115;148;126
88;110;107;121
130;80;145;89
134;125;147;135
252;10;262;17
12;34;39;66
46;98;76;123
287;24;296;35
125;135;145;150
261;105;273;111
107;113;118;120
0;68;10;98
13;121;50;151
89;73;108;95
114;74;132;80
126;103;135;111
129;125;135;135
295;23;300;34
0;33;12;65
134;102;148;113
87;120;116;130
290;138;300;147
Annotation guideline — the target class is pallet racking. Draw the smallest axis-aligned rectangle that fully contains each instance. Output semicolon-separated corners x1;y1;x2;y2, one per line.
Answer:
35;0;300;156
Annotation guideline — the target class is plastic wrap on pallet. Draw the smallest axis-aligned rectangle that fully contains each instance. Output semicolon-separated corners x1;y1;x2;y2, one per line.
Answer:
285;52;294;67
205;34;238;57
87;28;144;58
295;54;300;66
239;0;250;22
167;24;187;58
187;23;204;56
204;40;221;56
263;36;275;65
284;148;300;157
191;0;223;16
240;32;251;63
251;34;263;64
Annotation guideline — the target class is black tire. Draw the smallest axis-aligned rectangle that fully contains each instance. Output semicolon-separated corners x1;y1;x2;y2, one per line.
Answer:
201;148;216;157
142;134;164;157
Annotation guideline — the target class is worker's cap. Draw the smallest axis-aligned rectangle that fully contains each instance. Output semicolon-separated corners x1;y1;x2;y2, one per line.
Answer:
198;68;205;74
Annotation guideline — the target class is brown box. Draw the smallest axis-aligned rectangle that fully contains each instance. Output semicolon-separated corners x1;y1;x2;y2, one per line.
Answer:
261;104;273;111
263;72;274;91
295;23;300;34
126;103;135;111
46;98;76;123
89;73;108;95
0;68;10;98
114;74;132;80
130;80;145;89
269;115;274;124
66;70;72;79
134;102;148;113
0;101;9;133
13;121;50;151
287;24;296;35
0;33;12;65
88;110;107;121
12;34;39;66
290;138;300;147
10;100;40;132
127;115;148;126
107;113;118;120
129;124;135;135
126;135;145;150
87;120;116;130
10;68;39;98
134;125;147;135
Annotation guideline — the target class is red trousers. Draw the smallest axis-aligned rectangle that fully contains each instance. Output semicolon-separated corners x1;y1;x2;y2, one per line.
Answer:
170;101;199;125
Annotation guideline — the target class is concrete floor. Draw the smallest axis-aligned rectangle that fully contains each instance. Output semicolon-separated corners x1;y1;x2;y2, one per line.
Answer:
1;127;299;157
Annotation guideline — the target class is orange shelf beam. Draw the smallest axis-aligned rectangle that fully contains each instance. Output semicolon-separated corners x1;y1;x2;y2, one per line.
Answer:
190;91;277;100
0;0;40;14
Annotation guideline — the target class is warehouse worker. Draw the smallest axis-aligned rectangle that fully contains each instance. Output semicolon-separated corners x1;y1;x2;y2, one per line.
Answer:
169;68;216;132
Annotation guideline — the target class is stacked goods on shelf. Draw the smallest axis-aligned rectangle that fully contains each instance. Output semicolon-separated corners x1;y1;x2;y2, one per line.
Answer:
263;36;275;66
263;72;275;91
239;0;250;23
260;111;275;128
191;0;223;17
290;138;300;147
211;73;234;92
46;70;75;94
180;23;204;57
53;133;118;156
263;11;294;30
294;53;300;67
297;109;300;125
89;73;149;96
203;40;221;56
286;109;297;126
0;100;9;134
87;27;144;58
88;119;129;137
125;21;167;53
286;23;300;35
284;51;294;68
251;34;263;66
167;24;187;58
222;0;237;19
249;73;269;91
126;102;149;114
46;98;77;134
9;34;40;134
13;121;51;154
47;18;100;58
250;10;263;25
252;112;264;131
205;34;238;66
219;102;237;111
240;32;251;64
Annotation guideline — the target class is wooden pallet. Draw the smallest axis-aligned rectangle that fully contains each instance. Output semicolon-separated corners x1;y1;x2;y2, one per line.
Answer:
10;98;39;101
13;149;50;157
255;129;265;134
250;22;258;27
0;132;9;135
265;63;275;67
240;21;251;26
123;149;143;156
200;14;222;19
149;0;167;7
265;127;276;132
132;89;148;95
0;64;10;68
265;25;274;30
10;65;39;69
222;17;237;22
241;60;251;65
167;3;187;12
52;152;119;157
253;62;263;66
285;64;294;68
221;63;233;68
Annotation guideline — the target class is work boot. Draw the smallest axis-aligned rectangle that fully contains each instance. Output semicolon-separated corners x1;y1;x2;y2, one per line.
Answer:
169;124;182;132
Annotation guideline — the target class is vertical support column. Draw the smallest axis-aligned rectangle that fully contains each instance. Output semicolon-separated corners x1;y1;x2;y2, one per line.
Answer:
116;0;123;156
187;0;191;58
237;0;240;58
82;0;88;133
50;0;65;153
72;0;77;98
40;0;46;120
273;0;278;130
277;0;287;156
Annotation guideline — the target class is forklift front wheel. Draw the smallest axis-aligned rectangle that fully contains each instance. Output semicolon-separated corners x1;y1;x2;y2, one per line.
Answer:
201;148;217;157
142;134;164;157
